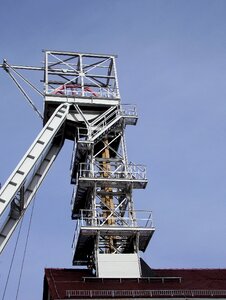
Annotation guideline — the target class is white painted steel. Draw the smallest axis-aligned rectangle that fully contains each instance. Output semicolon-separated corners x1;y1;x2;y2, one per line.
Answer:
0;103;69;211
0;51;153;279
65;289;226;299
45;95;120;106
0;103;70;253
0;144;62;253
97;253;141;278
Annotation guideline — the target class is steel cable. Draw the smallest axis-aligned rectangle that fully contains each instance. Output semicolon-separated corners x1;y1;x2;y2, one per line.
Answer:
15;197;36;300
1;217;24;300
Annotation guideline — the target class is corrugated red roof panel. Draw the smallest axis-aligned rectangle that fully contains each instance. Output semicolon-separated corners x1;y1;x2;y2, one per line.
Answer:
42;267;226;299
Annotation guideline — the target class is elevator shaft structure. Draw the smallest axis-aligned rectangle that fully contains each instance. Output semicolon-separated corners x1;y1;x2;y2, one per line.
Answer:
0;50;154;278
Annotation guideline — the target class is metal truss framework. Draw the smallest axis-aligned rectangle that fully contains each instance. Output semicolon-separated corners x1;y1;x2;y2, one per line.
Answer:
0;50;154;278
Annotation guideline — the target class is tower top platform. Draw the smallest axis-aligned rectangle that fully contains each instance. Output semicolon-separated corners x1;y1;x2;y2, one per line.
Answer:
43;50;120;123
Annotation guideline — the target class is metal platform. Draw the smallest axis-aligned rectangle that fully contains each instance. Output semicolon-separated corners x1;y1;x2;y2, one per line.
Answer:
78;177;147;189
43;50;121;123
72;210;155;266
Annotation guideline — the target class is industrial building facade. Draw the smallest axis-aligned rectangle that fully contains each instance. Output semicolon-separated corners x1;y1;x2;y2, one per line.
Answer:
43;265;226;300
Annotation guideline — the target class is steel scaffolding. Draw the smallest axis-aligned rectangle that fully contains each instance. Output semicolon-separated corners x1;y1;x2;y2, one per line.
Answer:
0;50;155;278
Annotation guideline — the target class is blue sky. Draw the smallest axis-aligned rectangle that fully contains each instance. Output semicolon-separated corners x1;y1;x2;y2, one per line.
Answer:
1;0;226;299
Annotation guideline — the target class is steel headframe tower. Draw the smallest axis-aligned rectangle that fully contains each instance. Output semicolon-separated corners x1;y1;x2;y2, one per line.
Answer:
0;50;155;278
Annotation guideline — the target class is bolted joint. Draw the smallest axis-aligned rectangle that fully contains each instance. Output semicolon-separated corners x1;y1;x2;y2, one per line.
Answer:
2;59;9;73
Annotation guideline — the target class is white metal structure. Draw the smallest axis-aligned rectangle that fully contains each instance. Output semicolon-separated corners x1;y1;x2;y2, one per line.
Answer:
0;50;155;278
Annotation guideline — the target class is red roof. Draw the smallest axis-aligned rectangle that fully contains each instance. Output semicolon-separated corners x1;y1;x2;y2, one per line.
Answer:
43;267;226;299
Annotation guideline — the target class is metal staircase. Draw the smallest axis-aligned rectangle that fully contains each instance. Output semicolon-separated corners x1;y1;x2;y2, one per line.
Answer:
71;105;138;182
70;102;154;277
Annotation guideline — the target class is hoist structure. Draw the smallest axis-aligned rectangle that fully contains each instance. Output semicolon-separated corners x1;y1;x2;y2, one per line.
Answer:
0;50;155;278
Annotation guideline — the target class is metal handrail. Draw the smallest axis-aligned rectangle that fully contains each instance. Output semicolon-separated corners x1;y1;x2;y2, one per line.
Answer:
89;107;118;138
66;289;226;298
79;162;147;181
76;209;153;228
47;86;118;98
76;105;137;141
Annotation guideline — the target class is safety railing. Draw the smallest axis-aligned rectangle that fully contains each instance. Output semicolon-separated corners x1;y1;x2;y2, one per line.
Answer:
75;209;153;228
72;209;154;251
78;162;147;181
47;85;119;99
66;289;226;298
120;104;138;117
76;104;137;142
